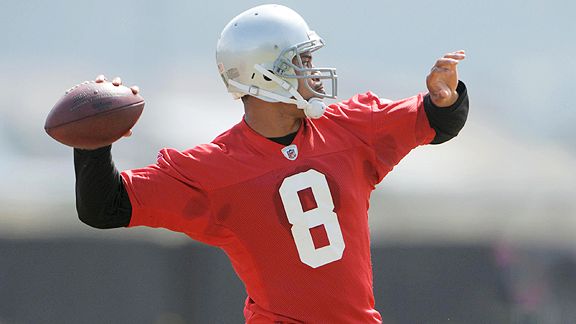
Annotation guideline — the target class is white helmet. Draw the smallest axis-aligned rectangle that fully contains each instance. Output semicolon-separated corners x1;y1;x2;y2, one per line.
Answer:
216;4;337;118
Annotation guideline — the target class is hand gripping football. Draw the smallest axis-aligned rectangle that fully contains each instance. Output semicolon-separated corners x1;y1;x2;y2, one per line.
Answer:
45;80;144;149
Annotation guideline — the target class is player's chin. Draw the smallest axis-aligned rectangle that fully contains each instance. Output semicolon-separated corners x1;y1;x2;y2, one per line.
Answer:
302;90;325;101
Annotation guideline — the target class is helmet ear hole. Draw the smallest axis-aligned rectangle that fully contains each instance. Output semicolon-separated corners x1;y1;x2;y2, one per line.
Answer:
263;71;273;81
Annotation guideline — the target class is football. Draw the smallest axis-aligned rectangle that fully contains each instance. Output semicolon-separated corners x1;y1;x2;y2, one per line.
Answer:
45;80;144;149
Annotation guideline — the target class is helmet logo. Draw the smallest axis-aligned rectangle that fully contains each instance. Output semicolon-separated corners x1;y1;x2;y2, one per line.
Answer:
281;144;299;161
226;68;240;80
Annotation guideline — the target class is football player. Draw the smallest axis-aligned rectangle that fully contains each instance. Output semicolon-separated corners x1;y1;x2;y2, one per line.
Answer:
74;4;469;323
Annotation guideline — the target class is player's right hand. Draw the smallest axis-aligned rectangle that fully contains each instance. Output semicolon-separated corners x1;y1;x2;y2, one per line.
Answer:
95;74;139;137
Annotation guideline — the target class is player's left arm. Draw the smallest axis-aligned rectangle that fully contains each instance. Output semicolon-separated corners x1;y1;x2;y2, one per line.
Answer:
423;50;469;144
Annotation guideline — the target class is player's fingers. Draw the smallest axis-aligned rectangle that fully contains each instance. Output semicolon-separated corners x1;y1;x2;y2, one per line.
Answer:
112;77;122;86
123;129;133;137
95;74;107;83
432;58;460;70
443;52;466;60
130;85;140;95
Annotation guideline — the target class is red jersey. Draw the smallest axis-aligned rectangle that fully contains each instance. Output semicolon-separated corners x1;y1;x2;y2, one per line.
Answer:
121;92;435;323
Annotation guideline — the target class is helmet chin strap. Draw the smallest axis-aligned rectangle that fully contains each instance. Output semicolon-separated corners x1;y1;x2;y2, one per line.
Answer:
227;65;327;119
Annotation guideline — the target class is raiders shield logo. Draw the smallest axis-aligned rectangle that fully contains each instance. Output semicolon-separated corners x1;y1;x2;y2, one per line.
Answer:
281;144;298;161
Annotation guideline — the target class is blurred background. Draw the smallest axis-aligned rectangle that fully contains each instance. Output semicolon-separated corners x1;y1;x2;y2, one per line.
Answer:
1;0;575;323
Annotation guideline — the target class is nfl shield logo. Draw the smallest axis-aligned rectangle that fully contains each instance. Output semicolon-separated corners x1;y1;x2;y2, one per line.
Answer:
281;144;298;161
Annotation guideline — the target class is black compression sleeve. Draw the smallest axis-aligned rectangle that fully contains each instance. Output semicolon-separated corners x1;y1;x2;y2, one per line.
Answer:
424;81;469;144
74;145;132;229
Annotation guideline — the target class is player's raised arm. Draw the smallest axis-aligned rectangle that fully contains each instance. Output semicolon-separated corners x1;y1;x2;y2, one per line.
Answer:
423;50;469;144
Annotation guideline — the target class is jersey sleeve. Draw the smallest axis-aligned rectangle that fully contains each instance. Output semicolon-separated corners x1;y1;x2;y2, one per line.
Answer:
370;93;435;171
332;92;435;183
120;148;227;245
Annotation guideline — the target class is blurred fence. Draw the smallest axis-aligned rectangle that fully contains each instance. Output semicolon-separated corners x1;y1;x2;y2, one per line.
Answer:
6;238;575;323
4;238;576;323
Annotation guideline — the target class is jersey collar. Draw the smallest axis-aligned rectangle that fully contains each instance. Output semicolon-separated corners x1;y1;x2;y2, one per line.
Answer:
239;117;310;159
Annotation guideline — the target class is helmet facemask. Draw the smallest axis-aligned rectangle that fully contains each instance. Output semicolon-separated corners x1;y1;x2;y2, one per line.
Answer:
272;32;338;100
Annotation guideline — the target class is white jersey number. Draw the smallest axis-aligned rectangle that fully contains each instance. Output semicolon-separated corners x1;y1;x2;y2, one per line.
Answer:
279;170;345;268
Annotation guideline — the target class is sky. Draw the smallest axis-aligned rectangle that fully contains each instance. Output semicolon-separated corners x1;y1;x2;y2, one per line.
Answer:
0;0;574;245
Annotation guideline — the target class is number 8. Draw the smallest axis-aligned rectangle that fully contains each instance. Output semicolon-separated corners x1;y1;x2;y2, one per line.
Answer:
279;169;345;268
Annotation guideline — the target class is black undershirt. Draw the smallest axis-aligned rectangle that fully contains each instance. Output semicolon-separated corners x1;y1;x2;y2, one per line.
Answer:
268;132;298;146
74;82;469;229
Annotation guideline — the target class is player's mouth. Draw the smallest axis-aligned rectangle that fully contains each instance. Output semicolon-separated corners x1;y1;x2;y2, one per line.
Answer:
314;84;325;94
